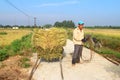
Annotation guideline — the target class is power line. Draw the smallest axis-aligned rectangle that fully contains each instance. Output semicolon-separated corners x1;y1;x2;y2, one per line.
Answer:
5;0;30;17
5;0;38;26
5;0;36;27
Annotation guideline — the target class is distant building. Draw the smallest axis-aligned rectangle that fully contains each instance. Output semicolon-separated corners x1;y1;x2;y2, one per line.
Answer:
12;27;19;29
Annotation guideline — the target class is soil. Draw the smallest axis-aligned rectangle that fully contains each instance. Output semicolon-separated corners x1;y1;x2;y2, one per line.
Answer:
0;55;30;80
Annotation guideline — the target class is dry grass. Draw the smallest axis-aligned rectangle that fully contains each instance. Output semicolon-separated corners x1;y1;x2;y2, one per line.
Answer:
0;29;32;46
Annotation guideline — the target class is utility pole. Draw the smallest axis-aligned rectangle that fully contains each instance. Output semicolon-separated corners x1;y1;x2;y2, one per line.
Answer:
34;17;36;27
28;16;30;26
14;17;16;26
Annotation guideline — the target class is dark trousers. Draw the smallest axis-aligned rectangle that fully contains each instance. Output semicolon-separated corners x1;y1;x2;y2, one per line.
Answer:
72;45;83;64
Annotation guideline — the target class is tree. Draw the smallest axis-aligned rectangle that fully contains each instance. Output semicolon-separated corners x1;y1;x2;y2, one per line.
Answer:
0;24;3;28
43;24;52;28
19;25;25;28
54;22;63;27
62;20;75;28
54;20;75;28
4;25;11;28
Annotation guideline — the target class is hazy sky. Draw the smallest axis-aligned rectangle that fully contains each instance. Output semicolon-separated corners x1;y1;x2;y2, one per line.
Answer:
0;0;120;26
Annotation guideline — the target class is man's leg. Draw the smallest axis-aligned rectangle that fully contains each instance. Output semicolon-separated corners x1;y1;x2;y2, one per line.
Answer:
72;45;79;65
79;45;83;62
76;45;80;63
76;45;81;63
77;45;83;63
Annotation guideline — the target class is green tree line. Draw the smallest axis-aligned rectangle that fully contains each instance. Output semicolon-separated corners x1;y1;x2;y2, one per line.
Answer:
0;20;75;28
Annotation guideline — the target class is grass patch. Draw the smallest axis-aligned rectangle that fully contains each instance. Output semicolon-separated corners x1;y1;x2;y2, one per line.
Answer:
0;32;7;35
19;57;31;68
96;47;120;59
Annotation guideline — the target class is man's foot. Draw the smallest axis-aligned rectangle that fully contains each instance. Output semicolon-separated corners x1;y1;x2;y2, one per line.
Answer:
72;64;75;66
76;61;80;63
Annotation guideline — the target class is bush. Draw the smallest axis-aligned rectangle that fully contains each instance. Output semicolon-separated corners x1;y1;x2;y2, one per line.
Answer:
0;49;9;61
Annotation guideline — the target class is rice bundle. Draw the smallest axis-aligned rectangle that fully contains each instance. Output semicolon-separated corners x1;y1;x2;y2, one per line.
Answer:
32;28;67;61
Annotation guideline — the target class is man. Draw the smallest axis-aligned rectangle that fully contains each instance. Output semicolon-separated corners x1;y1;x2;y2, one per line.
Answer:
72;21;84;65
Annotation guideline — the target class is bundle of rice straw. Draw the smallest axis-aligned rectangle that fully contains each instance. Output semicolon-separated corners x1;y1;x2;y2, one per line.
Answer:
32;28;67;61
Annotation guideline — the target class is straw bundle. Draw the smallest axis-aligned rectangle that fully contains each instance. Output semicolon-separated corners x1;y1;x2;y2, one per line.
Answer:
32;28;67;61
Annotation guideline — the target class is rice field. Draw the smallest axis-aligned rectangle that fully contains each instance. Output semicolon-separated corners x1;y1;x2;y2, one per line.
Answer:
84;28;120;38
0;29;32;46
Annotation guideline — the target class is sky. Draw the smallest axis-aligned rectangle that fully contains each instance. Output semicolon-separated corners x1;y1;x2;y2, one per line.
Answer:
0;0;120;26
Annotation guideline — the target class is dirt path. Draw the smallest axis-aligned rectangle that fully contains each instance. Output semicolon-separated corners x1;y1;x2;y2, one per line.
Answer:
29;39;120;80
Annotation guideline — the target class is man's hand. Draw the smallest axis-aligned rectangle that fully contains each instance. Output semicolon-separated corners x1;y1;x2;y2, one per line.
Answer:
82;35;91;42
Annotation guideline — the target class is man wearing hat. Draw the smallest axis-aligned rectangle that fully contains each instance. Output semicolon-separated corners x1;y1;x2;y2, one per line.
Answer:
72;21;84;65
